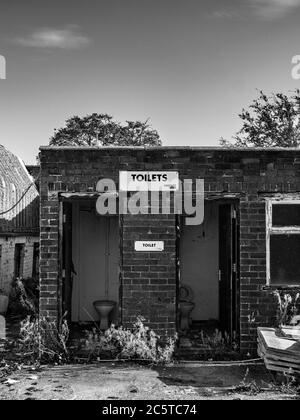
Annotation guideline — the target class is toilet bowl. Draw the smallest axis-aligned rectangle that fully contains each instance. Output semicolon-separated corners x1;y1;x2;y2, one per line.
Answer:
93;300;116;330
179;301;195;331
179;285;194;331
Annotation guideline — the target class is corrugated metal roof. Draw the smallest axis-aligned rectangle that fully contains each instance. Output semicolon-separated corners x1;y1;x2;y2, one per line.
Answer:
40;145;300;151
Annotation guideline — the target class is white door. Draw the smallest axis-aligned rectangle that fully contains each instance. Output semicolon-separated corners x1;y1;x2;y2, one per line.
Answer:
180;202;219;321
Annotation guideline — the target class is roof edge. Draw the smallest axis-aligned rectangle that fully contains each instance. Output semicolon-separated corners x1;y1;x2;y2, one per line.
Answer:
39;145;300;152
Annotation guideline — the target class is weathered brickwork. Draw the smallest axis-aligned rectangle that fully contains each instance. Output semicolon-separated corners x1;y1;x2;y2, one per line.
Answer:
239;197;275;353
39;190;60;320
39;147;300;353
122;214;176;338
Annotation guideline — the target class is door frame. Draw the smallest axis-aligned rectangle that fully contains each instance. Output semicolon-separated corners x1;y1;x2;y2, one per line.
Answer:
218;201;240;342
59;197;122;326
175;198;240;342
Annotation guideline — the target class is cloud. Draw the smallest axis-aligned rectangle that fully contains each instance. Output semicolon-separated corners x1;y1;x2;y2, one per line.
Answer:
250;0;300;20
15;25;91;49
208;0;300;22
207;10;241;20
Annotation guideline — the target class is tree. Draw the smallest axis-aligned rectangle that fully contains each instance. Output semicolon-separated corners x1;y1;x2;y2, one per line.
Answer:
220;90;300;148
50;113;162;147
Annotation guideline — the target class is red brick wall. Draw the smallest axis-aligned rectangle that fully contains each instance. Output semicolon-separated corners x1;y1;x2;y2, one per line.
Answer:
239;197;275;353
39;192;60;320
39;147;300;352
122;214;176;338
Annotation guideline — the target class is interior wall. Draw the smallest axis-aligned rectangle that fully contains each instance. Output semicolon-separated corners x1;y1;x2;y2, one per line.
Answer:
71;202;119;322
180;201;219;321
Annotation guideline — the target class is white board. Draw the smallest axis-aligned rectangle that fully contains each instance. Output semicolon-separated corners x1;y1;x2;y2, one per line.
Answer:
134;241;164;252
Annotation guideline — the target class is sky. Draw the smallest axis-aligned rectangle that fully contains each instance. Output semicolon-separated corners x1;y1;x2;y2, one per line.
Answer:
1;0;300;163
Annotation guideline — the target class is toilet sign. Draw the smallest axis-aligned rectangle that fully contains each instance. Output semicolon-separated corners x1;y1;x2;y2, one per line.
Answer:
134;241;164;252
119;171;179;191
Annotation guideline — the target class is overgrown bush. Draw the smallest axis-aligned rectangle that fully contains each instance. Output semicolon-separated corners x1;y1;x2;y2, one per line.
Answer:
272;290;300;327
18;316;69;363
8;277;39;317
83;316;177;363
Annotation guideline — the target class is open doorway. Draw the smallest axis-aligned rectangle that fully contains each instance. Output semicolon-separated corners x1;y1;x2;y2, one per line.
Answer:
178;200;239;350
61;200;120;330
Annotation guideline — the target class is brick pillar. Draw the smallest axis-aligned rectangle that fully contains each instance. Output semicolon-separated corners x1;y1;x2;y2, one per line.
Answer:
39;184;60;323
122;214;177;339
239;196;276;355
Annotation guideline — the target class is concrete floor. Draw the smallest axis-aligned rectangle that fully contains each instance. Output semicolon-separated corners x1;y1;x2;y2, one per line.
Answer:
0;362;299;400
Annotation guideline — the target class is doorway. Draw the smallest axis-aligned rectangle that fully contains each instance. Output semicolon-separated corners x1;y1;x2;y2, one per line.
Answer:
61;200;120;325
178;200;239;339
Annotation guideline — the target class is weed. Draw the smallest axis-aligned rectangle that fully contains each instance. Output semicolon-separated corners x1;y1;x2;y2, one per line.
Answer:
18;316;69;363
272;290;300;327
233;368;263;396
82;316;177;363
8;277;39;317
276;374;300;395
195;329;239;360
266;373;300;396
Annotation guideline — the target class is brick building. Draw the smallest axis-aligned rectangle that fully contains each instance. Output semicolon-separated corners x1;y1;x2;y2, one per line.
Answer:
0;145;39;294
39;146;300;354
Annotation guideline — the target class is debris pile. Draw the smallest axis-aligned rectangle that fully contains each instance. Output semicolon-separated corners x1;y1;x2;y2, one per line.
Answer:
258;327;300;377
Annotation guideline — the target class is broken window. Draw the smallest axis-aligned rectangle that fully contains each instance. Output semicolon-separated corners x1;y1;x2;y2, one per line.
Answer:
267;200;300;285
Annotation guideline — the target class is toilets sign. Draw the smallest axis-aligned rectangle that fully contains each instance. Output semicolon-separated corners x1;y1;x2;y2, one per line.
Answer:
119;171;179;191
96;171;204;225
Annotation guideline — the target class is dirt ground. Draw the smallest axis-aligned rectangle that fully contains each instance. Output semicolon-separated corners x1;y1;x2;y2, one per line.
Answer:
0;361;299;400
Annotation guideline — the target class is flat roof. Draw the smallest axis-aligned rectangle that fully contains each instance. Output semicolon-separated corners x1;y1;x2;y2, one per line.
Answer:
39;146;300;152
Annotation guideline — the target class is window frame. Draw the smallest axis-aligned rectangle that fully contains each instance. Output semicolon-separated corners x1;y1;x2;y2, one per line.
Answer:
266;199;300;286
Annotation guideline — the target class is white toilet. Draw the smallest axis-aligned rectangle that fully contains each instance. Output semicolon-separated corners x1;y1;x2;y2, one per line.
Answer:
0;315;6;340
93;300;116;330
179;285;195;331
